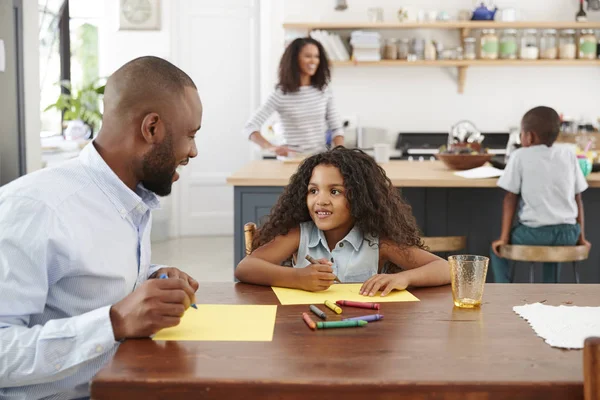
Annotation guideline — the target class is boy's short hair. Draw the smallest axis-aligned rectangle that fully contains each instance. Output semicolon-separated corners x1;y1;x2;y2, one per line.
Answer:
521;106;561;146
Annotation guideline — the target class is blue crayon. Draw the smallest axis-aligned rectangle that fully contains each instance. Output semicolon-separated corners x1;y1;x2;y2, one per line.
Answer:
159;273;197;309
343;314;384;322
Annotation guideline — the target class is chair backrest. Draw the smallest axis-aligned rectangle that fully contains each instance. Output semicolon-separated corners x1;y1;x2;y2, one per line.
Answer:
500;245;589;263
585;337;600;400
244;222;257;255
422;236;467;253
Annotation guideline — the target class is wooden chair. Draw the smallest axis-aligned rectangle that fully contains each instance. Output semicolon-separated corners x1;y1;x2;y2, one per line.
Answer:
499;245;589;283
585;337;600;400
422;236;466;253
244;222;257;255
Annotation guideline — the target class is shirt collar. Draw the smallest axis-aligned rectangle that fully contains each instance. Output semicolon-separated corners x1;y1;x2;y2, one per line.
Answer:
307;222;363;252
79;142;160;218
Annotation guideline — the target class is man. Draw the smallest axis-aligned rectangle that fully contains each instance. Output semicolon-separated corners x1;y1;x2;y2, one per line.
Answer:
0;56;202;399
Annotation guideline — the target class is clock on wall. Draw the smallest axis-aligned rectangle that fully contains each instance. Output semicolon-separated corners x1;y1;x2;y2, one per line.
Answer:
119;0;161;31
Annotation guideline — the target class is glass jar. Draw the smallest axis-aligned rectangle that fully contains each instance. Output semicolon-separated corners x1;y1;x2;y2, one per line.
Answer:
559;29;577;59
579;29;597;60
520;29;539;60
499;29;518;60
383;38;398;60
463;37;476;60
411;38;425;60
397;38;409;60
540;29;558;59
480;29;498;60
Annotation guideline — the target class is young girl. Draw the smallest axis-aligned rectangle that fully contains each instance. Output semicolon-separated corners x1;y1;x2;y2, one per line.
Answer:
242;37;344;156
235;147;450;297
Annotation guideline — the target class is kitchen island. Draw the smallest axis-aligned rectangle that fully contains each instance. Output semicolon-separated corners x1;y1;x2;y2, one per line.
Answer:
227;160;600;283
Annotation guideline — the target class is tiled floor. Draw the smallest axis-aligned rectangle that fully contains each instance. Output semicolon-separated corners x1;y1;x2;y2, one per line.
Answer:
151;236;234;282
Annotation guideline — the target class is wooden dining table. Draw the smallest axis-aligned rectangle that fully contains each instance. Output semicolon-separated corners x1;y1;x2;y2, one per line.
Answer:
91;283;598;400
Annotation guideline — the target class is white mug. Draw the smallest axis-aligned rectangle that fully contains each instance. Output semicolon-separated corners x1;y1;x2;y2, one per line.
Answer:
373;143;391;163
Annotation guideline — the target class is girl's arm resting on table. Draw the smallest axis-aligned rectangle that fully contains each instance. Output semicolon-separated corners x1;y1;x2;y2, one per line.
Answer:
234;228;300;287
360;240;450;296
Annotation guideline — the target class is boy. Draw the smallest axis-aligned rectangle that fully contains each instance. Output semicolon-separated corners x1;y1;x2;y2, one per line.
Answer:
491;106;590;283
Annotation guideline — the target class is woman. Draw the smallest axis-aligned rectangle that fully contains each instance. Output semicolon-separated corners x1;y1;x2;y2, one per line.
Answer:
242;37;344;156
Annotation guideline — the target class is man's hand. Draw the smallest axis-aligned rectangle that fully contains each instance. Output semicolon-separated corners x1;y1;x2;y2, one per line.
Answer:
110;275;197;341
578;237;592;251
150;267;199;293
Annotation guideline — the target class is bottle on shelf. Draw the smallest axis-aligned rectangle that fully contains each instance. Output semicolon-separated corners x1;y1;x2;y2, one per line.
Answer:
576;0;587;22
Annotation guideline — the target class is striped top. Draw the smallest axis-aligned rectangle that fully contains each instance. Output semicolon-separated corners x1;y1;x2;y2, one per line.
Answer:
243;85;344;153
0;142;162;399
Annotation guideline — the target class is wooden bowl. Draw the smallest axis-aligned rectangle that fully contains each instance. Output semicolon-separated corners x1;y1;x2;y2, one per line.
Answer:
435;153;493;170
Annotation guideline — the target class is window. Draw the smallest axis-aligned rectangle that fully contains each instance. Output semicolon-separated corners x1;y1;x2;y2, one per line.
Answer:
38;0;101;137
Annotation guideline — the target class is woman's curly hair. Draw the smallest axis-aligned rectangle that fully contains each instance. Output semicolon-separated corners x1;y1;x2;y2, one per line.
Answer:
253;147;424;252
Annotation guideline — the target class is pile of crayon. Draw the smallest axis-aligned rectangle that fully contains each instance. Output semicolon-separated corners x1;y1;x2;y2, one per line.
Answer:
302;300;383;330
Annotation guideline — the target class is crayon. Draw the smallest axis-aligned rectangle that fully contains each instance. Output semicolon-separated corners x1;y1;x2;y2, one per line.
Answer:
316;320;368;329
324;300;343;314
305;255;342;283
343;314;384;322
159;273;197;309
336;300;380;310
309;305;327;320
302;312;316;330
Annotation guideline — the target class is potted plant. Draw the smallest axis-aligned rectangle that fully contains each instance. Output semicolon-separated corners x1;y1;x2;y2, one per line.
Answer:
44;78;106;140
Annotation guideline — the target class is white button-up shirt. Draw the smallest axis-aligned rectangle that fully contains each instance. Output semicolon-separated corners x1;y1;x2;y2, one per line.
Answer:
0;142;162;399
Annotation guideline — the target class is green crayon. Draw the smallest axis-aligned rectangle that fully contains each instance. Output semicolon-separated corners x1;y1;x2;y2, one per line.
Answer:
316;320;367;329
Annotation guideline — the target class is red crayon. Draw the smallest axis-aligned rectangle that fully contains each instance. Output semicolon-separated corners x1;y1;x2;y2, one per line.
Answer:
302;312;316;330
336;300;380;310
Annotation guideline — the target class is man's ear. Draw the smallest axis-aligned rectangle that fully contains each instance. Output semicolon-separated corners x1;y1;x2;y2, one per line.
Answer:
141;113;163;144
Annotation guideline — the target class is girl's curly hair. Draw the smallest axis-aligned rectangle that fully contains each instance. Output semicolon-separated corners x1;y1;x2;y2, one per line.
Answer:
253;147;424;252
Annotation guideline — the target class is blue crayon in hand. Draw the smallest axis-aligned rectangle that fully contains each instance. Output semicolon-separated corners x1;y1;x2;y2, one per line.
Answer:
343;314;384;322
159;273;197;309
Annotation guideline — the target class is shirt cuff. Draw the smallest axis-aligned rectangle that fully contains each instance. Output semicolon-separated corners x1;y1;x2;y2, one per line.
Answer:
147;264;164;279
74;306;119;361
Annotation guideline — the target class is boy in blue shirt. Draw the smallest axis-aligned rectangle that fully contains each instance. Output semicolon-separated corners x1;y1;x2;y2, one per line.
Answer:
491;106;590;283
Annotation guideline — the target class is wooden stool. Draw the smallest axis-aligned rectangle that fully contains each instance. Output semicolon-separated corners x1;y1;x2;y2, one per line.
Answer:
585;337;600;400
422;236;467;253
499;245;589;283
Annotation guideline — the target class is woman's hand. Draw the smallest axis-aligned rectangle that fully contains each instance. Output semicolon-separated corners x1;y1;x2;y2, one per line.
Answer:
360;273;410;297
269;145;293;157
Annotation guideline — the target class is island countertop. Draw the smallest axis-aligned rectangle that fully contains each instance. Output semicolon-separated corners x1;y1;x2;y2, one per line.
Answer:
227;160;600;188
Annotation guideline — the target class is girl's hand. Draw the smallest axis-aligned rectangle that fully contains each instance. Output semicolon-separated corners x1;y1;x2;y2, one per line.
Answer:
297;259;335;292
360;273;410;297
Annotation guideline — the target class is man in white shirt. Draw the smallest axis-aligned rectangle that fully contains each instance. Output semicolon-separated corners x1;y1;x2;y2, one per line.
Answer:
0;56;203;399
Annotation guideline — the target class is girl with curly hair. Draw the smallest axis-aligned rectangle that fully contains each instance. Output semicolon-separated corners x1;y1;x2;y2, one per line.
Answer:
234;147;450;296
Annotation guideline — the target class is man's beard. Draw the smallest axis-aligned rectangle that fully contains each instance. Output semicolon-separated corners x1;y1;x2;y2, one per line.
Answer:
141;134;177;196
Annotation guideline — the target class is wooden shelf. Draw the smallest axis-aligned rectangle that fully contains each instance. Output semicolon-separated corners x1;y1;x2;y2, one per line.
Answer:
333;59;600;67
284;21;600;30
284;20;600;93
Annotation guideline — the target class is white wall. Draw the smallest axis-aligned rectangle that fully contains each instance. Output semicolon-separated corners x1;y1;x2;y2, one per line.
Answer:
98;0;174;240
262;0;600;137
99;0;172;76
23;0;41;173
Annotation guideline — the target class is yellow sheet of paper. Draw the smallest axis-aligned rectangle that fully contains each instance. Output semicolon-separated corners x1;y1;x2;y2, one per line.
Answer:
152;304;277;342
271;283;419;305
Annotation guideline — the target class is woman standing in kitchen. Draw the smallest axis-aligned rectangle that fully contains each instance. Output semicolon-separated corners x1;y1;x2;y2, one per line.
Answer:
242;37;344;156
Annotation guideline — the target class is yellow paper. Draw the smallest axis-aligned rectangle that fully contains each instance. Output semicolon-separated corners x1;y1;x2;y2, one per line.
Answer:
272;283;419;305
152;304;277;342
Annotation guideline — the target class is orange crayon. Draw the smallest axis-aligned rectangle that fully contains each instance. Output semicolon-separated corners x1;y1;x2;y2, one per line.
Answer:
302;312;316;330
